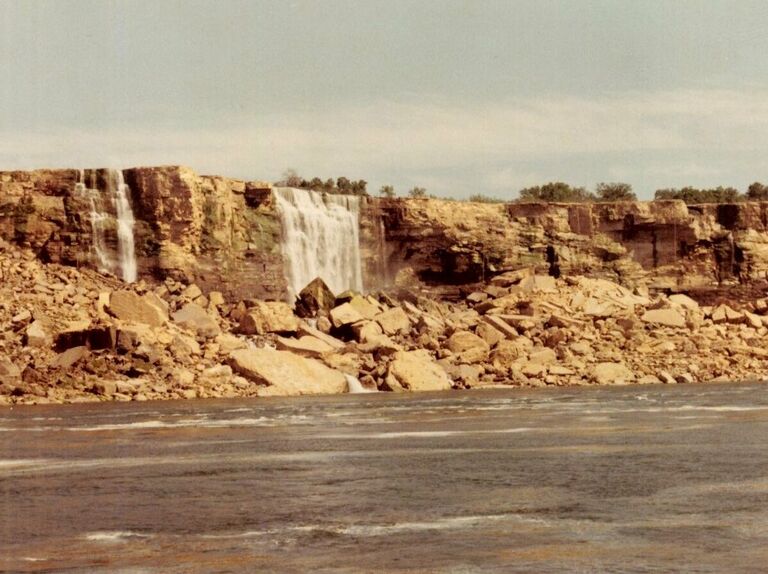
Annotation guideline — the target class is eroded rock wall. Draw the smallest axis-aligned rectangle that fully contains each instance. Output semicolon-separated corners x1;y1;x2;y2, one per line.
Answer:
0;166;286;301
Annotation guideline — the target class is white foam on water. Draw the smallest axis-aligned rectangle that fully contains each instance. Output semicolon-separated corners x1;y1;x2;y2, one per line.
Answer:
84;531;152;543
321;427;536;439
273;187;363;300
345;374;377;394
0;459;51;469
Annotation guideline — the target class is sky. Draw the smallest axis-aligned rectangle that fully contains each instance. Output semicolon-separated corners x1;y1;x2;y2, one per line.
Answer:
2;0;768;199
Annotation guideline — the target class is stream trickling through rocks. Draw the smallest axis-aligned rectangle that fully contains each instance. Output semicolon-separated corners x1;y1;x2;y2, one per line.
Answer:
2;381;767;573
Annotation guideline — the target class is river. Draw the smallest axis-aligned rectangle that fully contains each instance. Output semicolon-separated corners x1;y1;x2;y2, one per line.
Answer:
1;382;767;573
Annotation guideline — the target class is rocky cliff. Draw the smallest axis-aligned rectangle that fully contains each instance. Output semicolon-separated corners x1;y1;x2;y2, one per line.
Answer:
3;165;768;302
0;166;285;301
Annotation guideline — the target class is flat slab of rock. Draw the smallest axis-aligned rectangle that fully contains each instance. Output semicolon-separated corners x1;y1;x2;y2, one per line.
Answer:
330;302;364;328
172;303;221;338
238;301;299;335
276;335;335;358
641;308;686;328
591;362;634;385
108;291;168;327
229;348;346;395
386;350;452;391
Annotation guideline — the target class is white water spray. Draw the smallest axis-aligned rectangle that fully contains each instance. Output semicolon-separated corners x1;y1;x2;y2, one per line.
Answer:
273;187;363;300
345;374;377;394
74;169;138;283
110;169;137;283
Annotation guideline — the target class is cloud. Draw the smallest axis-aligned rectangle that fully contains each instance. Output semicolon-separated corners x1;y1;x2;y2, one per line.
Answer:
2;88;768;197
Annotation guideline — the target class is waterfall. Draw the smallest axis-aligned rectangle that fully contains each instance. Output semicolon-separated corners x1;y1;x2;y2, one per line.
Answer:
110;170;138;283
274;187;363;300
345;374;377;394
74;169;138;283
75;170;113;273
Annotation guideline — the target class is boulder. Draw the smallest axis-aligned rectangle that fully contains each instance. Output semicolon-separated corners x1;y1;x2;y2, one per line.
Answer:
591;362;634;385
669;294;699;311
238;301;299;335
386;350;452;391
275;335;335;358
375;307;411;335
329;302;364;328
25;320;52;348
491;337;534;370
476;322;504;347
52;346;90;370
54;322;116;352
445;330;490;364
172;303;221;338
351;320;384;343
108;291;168;327
297;323;346;350
527;348;557;365
229;348;347;395
641;308;686;328
348;295;380;320
295;277;336;318
0;359;21;384
481;315;518;339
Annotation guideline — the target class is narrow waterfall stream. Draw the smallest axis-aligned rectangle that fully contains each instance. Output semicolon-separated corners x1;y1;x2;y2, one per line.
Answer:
273;187;363;300
74;169;138;283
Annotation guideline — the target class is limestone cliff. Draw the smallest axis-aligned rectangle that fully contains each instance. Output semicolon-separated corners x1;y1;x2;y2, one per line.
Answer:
0;166;285;301
3;165;768;302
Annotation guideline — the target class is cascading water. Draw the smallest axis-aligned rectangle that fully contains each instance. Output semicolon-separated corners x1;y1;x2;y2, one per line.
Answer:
110;169;138;283
75;170;113;272
273;187;363;300
74;169;138;283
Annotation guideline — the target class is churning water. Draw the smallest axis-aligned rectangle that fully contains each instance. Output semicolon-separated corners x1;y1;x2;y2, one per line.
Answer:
1;382;768;572
273;187;363;300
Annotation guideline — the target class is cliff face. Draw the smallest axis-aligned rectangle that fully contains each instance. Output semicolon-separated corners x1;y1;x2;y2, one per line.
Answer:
363;197;768;295
3;164;768;301
0;166;286;301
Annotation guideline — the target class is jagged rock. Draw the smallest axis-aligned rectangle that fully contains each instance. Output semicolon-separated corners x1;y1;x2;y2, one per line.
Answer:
591;362;634;385
446;330;490;364
476;322;504;347
52;346;90;369
108;291;168;327
12;309;32;325
348;295;380;320
238;301;299;335
275;335;334;358
711;304;744;325
375;307;411;335
641;308;686;328
351;320;383;343
481;315;518;339
54;322;116;351
297;323;346;350
182;284;203;300
386;350;452;391
295;277;336;318
25;320;52;348
329;302;364;328
170;333;201;358
214;333;247;353
491;337;534;370
528;348;557;365
229;348;347;395
172;303;221;338
358;334;402;355
668;294;699;311
92;380;118;396
0;359;20;384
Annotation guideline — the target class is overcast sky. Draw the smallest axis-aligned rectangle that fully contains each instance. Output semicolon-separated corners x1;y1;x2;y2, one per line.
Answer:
2;0;768;199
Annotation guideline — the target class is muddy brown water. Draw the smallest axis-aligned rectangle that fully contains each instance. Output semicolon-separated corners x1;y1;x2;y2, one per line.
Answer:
2;382;768;573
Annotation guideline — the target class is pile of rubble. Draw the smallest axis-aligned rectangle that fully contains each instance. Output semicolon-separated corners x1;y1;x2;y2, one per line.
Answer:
2;236;767;405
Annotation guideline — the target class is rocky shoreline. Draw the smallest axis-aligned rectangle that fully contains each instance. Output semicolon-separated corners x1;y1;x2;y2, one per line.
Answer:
2;235;767;406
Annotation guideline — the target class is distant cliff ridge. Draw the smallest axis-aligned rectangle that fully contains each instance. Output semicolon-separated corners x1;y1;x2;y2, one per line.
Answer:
2;165;768;300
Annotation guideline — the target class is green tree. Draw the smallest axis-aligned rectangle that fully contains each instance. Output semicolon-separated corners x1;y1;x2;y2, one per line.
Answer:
408;186;427;198
379;185;396;198
336;177;351;193
518;182;593;203
747;182;768;201
595;182;636;202
277;168;303;187
654;186;743;204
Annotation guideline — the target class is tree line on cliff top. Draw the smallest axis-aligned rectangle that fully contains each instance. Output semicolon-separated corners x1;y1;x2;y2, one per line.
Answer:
277;169;768;204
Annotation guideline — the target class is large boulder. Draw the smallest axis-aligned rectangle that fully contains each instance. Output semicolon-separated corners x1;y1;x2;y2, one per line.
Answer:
275;335;335;358
295;277;336;318
329;302;364;328
386;350;452;391
591;362;635;385
25;320;52;348
172;303;221;338
445;330;490;364
228;348;347;395
641;308;686;328
237;301;299;335
108;290;168;327
375;307;411;336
